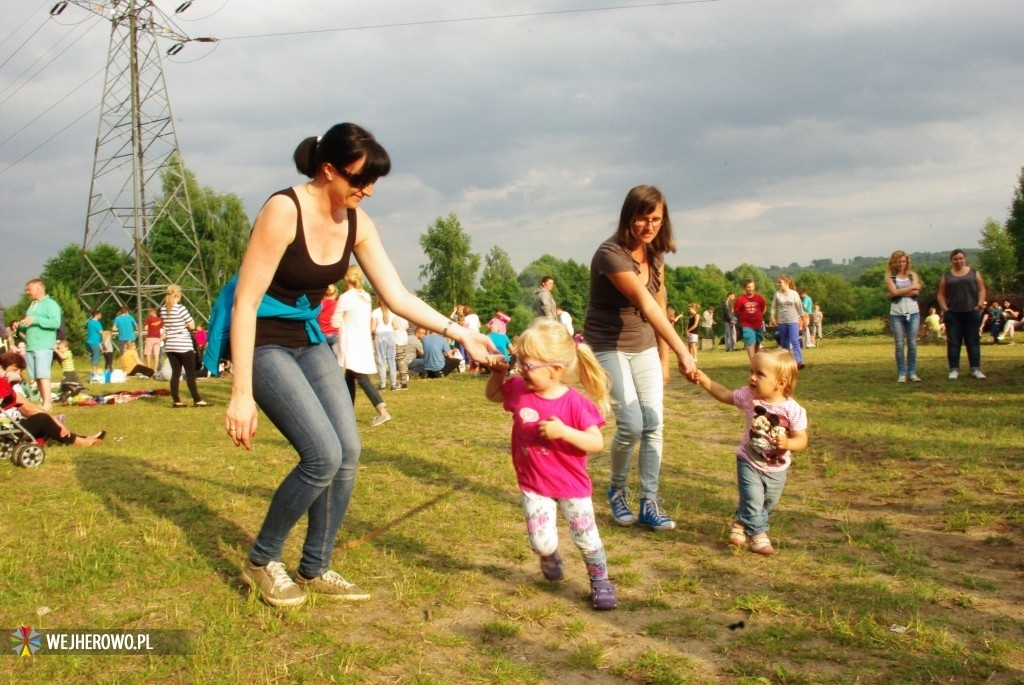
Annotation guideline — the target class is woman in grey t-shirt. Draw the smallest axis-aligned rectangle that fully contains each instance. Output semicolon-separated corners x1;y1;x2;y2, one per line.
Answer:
584;185;697;532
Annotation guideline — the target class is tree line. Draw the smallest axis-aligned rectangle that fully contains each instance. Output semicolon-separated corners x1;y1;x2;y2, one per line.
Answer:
9;165;1024;353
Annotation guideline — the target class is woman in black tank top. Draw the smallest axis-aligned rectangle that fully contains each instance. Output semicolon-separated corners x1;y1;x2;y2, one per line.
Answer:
225;123;498;608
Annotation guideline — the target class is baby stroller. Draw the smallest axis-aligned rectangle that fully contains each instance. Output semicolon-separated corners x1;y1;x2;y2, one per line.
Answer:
0;413;45;468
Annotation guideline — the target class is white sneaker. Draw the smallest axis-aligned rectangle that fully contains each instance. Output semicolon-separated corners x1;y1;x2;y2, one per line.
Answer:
897;376;907;383
909;375;922;382
370;412;392;427
971;369;986;380
948;370;959;380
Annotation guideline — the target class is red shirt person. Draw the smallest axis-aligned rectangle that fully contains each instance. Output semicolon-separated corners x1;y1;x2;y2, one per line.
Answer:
143;308;164;370
734;279;767;362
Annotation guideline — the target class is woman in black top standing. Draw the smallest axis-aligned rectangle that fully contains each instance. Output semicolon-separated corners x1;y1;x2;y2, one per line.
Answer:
936;249;987;380
226;123;495;607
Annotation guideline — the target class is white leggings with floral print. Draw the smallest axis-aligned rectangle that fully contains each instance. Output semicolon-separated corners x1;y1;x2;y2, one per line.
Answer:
521;490;608;581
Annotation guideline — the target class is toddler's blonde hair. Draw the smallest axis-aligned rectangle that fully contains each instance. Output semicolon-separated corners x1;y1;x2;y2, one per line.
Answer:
517;318;610;414
754;349;799;397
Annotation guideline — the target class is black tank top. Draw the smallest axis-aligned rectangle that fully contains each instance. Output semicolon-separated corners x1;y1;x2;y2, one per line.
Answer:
254;188;356;348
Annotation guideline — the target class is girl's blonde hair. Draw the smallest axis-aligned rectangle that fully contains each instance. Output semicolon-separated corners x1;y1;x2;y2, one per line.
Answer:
165;284;182;310
517;318;611;414
325;283;339;298
343;265;363;289
777;275;795;290
886;250;911;277
754;349;799;397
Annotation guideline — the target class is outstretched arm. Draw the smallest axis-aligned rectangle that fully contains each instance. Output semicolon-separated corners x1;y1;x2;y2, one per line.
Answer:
485;356;509;403
695;370;735;405
354;212;498;362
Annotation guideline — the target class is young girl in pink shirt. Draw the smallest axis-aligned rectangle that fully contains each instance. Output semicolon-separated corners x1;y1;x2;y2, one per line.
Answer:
485;319;617;610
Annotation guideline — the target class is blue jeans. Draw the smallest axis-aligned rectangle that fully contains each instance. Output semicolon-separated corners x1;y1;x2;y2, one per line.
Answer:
736;458;788;536
777;321;803;364
890;312;920;377
596;347;664;500
87;343;102;366
249;343;361;579
944;310;982;371
374;331;396;388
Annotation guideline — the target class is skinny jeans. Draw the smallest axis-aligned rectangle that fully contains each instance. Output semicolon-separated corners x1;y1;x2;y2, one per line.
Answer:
890;312;920;378
595;347;664;500
249;343;361;579
736;458;788;536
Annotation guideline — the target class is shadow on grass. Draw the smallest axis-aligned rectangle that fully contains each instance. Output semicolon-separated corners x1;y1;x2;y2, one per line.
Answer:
73;453;253;582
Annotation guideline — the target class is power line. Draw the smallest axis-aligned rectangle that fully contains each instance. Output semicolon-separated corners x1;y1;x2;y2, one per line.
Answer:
0;103;97;178
216;0;721;41
0;66;104;149
0;13;52;70
0;15;100;109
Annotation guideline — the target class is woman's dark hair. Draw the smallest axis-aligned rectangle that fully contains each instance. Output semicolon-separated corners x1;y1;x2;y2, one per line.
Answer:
293;123;391;186
949;248;966;260
615;185;676;255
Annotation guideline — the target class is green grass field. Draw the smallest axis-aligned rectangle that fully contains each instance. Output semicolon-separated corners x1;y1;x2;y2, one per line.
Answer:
2;334;1023;684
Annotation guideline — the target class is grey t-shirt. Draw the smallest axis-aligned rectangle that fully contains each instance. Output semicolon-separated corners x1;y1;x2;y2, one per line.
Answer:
584;237;663;353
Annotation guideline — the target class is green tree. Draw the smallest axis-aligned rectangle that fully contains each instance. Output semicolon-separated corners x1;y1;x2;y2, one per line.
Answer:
978;218;1017;295
49;283;88;355
664;264;730;315
474;246;521;323
794;272;858;323
727;264;773;297
148;157;250;314
1005;166;1024;284
418;213;480;312
518;255;590;326
42;243;132;322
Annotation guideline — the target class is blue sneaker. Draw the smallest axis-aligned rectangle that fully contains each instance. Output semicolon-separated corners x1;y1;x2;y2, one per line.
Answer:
590;579;618;610
607;486;636;526
638;498;676;531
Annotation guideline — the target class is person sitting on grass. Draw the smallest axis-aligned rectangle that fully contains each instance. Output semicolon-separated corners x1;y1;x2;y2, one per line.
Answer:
484;318;618;611
0;352;104;447
692;349;808;556
119;341;155;378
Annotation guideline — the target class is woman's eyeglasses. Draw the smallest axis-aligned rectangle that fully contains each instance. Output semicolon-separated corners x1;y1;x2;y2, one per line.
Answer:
632;218;663;228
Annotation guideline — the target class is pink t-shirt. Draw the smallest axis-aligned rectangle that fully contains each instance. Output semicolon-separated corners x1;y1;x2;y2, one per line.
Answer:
500;376;605;499
731;386;807;474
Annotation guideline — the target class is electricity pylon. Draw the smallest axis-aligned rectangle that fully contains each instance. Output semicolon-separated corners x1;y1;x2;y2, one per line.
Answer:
52;0;215;322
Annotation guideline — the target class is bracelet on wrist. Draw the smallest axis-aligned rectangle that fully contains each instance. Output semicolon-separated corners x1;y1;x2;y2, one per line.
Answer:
441;320;456;337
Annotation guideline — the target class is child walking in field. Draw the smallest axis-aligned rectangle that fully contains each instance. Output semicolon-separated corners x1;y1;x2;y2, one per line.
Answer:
693;349;808;555
485;318;618;610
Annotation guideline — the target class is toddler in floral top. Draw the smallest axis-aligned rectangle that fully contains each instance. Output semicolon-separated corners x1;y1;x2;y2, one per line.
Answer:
694;349;808;555
485;319;617;610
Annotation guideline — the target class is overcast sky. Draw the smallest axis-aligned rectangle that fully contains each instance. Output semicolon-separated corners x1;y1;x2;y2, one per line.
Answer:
1;0;1022;306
